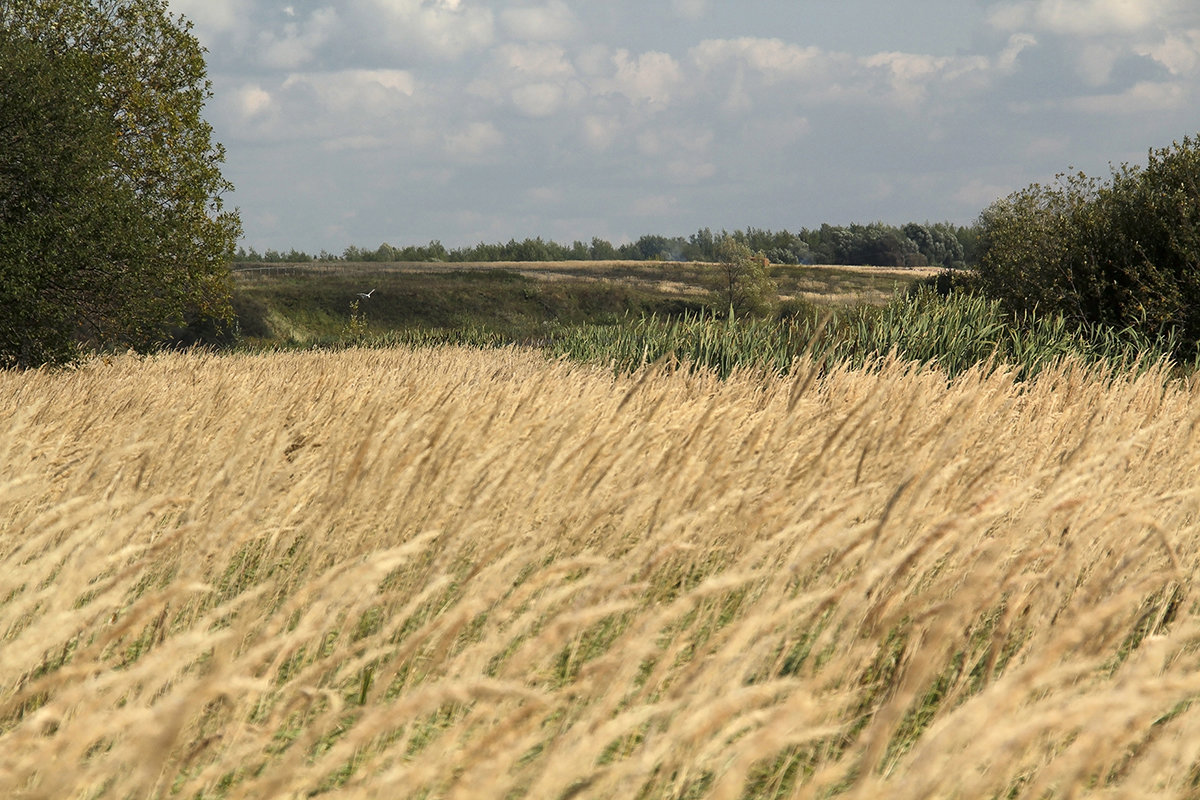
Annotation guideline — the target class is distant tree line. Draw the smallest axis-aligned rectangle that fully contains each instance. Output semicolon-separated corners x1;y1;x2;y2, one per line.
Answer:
235;221;979;268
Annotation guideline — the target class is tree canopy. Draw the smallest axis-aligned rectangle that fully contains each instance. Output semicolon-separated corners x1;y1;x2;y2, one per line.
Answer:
977;135;1200;356
0;0;240;368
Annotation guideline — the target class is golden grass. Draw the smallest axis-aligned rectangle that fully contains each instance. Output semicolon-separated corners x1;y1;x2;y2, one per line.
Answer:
3;346;1200;798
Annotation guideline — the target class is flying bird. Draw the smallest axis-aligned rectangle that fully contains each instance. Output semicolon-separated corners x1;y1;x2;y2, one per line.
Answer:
357;289;376;299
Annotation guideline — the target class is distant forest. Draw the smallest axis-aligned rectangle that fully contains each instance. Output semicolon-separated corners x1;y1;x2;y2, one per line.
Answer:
236;222;980;269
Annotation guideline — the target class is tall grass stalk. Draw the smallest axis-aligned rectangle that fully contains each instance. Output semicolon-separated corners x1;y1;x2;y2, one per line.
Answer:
3;346;1200;797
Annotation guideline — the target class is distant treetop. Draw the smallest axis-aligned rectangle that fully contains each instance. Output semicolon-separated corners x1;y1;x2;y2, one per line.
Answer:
236;222;979;268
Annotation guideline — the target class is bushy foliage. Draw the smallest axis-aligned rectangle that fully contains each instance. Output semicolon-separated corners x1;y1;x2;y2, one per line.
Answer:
814;222;921;266
708;237;778;317
0;0;240;368
977;135;1200;357
903;222;966;267
0;35;118;367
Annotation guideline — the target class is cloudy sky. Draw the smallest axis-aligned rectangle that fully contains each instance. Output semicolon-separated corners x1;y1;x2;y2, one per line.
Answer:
166;0;1200;254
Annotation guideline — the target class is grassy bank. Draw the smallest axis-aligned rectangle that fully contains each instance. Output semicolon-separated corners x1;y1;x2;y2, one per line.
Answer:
231;262;705;345
4;346;1200;798
229;261;929;346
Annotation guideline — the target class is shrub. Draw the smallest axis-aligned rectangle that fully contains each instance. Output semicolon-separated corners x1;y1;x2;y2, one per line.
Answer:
909;269;984;298
977;135;1200;357
707;237;778;318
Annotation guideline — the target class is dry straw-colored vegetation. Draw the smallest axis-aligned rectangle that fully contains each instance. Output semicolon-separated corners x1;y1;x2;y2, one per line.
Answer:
3;346;1200;798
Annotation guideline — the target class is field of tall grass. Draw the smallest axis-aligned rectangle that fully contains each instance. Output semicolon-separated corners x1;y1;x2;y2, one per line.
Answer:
4;345;1200;798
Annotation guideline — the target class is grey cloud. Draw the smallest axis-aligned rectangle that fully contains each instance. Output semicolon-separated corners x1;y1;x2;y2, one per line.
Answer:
257;7;338;70
166;0;1200;252
501;1;580;41
985;0;1190;38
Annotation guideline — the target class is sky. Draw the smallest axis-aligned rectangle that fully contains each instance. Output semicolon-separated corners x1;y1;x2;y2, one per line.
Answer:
165;0;1200;254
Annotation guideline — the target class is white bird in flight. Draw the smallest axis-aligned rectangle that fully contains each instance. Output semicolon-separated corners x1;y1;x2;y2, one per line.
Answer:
357;289;376;299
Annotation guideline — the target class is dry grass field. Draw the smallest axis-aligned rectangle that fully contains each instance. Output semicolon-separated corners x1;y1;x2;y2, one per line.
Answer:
4;346;1200;798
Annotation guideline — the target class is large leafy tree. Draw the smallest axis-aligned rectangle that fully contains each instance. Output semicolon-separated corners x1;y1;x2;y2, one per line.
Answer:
0;0;240;368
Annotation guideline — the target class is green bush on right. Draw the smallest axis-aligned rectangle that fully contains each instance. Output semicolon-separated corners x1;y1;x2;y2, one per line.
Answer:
977;134;1200;359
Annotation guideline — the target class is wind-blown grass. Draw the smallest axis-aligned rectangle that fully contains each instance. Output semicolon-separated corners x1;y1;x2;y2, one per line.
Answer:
3;346;1200;798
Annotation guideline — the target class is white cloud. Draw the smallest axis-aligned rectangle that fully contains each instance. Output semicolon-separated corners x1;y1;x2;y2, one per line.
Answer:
527;186;563;203
284;69;416;98
360;70;419;94
358;0;494;59
511;82;565;116
322;135;389;152
237;85;273;118
955;178;1019;208
501;1;578;41
865;52;944;105
193;0;1200;254
635;127;712;158
871;50;997;106
691;38;842;114
863;51;945;81
1024;134;1072;157
758;115;812;149
1067;79;1188;112
259;8;339;70
988;0;1176;37
690;37;1000;111
1142;29;1200;74
608;50;684;105
995;32;1037;72
631;194;676;217
581;115;622;151
539;46;685;107
671;0;707;20
1075;43;1123;86
281;69;417;116
444;121;505;160
167;0;240;33
983;2;1200;102
718;72;753;114
493;43;576;80
574;44;614;77
663;160;716;184
691;38;826;83
468;44;580;117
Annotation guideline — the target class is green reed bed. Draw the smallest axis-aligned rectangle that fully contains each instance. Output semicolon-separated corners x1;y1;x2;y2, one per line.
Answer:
269;288;1192;382
547;289;1191;380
